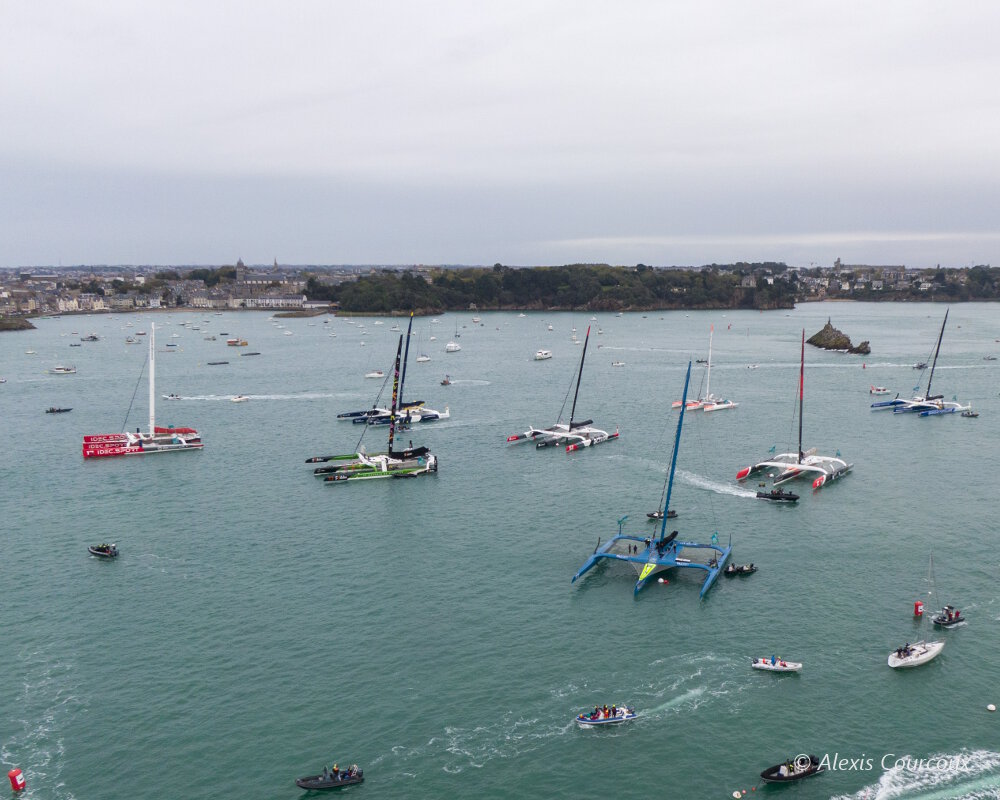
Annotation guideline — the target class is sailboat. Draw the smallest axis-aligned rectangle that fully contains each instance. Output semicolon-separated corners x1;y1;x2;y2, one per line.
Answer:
925;553;966;628
82;323;203;458
672;325;738;411
736;330;851;490
507;327;619;451
886;310;970;416
306;316;438;481
572;362;731;596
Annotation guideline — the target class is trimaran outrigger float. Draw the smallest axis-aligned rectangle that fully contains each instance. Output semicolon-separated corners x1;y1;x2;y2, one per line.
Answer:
736;330;851;490
871;309;970;416
507;326;619;452
572;362;731;597
82;322;203;458
306;316;437;482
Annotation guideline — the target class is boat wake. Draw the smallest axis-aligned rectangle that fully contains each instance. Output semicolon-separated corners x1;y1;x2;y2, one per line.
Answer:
179;392;342;401
675;469;756;498
829;749;1000;800
1;646;80;800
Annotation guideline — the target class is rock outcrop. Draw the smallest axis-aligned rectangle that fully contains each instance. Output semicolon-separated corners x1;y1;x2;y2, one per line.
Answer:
806;319;870;355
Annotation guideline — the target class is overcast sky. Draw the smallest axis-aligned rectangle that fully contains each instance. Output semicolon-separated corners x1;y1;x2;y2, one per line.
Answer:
3;1;999;269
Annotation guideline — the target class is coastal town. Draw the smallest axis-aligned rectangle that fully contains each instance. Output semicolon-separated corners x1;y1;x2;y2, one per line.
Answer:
0;258;996;319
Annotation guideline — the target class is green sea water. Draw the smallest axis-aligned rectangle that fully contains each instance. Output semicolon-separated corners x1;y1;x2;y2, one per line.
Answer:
2;302;999;799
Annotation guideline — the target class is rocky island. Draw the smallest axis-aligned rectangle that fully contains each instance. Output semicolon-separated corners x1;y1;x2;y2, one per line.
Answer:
807;319;870;355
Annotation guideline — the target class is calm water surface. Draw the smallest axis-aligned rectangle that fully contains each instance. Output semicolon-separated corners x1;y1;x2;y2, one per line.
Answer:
2;302;999;799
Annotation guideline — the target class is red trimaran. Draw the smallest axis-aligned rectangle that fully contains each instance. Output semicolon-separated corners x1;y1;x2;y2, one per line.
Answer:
82;322;203;458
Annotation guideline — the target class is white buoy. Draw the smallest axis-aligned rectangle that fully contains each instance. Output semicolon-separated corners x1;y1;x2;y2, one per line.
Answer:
988;704;996;712
657;578;664;584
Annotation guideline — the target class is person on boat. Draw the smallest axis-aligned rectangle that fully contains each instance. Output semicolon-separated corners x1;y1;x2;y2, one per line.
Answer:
770;655;776;666
602;704;610;718
590;706;600;719
611;704;617;717
349;765;358;777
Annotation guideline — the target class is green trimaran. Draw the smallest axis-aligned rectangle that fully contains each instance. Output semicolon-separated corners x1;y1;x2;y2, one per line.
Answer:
305;316;438;482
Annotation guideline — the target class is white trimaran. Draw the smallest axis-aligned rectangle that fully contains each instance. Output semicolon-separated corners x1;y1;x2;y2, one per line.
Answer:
736;329;851;490
671;325;737;412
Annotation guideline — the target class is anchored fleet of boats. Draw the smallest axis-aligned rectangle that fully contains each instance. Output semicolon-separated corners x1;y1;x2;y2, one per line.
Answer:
51;309;982;788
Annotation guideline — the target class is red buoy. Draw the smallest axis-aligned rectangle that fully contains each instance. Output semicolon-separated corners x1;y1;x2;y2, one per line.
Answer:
8;769;25;792
914;600;924;616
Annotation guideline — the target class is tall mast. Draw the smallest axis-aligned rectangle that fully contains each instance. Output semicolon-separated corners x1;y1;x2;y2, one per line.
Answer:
149;322;156;434
926;309;948;400
399;313;414;406
386;335;404;453
568;326;591;428
798;329;805;463
705;325;714;399
660;361;692;542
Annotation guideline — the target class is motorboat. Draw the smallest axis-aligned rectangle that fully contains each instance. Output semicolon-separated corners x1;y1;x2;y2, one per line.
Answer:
646;509;677;521
445;341;461;352
48;365;77;374
441;375;452;386
45;407;72;413
760;755;823;783
756;488;799;503
575;705;637;727
88;543;119;558
295;765;363;790
364;370;385;379
725;563;757;576
416;354;431;363
534;349;552;360
751;657;801;672
870;385;891;395
231;395;249;403
961;409;979;418
611;360;625;367
914;361;928;369
163;394;182;400
932;605;966;627
888;640;944;668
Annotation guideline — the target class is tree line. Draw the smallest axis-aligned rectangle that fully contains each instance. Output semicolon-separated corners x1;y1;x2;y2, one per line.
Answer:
306;263;796;313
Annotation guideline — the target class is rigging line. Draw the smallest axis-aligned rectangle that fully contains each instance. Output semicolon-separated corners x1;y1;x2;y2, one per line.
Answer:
353;370;393;452
554;362;579;424
120;351;148;433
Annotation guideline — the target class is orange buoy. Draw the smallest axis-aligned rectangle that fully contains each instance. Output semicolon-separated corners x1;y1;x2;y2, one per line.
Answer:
8;769;25;792
914;600;924;616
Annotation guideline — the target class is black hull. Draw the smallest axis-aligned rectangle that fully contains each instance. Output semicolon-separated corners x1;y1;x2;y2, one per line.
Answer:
761;755;823;783
295;772;363;790
756;491;799;502
88;546;118;558
46;408;72;413
724;564;756;576
647;510;677;520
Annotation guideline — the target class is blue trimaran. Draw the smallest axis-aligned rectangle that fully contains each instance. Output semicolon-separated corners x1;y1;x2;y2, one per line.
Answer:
572;362;731;596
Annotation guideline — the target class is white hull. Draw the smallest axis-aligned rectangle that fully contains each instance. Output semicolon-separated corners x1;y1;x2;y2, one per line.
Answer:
888;640;944;668
752;658;802;672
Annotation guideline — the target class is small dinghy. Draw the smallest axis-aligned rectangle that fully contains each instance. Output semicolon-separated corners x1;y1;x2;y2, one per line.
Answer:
724;563;756;576
88;543;119;558
760;754;823;783
961;409;979;418
888;640;944;668
932;606;966;627
646;509;677;521
295;765;363;790
756;488;799;502
869;385;891;395
45;407;72;413
751;657;801;672
575;705;637;727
